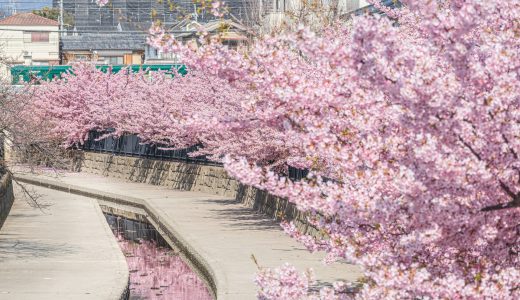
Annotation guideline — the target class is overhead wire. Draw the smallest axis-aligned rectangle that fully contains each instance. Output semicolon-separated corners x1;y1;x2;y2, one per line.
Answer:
0;0;254;33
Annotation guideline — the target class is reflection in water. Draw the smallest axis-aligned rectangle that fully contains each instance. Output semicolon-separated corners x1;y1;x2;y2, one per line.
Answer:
105;214;212;300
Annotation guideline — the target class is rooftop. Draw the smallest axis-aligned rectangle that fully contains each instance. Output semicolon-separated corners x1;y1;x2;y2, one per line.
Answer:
0;13;59;26
169;19;249;41
61;33;147;51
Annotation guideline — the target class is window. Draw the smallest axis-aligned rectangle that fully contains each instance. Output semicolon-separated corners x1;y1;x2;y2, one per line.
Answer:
108;56;123;65
100;56;124;65
223;40;238;50
74;54;89;61
30;32;49;43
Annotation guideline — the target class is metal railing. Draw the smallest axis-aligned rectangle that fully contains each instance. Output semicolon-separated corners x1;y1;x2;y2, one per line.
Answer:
10;64;187;85
288;166;309;181
80;130;215;165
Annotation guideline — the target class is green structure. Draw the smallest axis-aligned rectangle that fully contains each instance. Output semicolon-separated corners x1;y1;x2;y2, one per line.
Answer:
10;64;187;85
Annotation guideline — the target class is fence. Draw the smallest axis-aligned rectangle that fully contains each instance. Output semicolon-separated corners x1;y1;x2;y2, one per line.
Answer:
10;64;187;85
80;131;309;181
80;130;215;165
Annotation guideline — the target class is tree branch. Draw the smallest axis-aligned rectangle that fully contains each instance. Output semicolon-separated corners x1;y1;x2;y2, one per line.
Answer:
458;136;482;161
481;196;520;212
457;136;520;212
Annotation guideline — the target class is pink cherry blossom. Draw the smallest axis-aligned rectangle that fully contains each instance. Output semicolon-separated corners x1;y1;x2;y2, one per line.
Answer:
95;0;109;7
255;263;313;300
210;1;226;18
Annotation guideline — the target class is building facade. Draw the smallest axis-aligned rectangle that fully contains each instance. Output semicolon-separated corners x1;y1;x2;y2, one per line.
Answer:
0;13;60;65
61;33;145;64
145;19;250;64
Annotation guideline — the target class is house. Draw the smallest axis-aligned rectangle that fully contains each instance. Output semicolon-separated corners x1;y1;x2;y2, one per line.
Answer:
61;33;146;65
200;19;250;50
145;19;249;64
0;13;59;65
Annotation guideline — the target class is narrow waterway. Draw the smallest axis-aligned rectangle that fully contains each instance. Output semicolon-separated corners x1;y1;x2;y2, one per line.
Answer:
105;214;212;300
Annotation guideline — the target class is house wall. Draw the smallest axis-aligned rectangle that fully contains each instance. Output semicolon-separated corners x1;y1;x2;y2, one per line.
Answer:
63;51;93;64
131;53;142;64
0;25;59;64
64;50;143;65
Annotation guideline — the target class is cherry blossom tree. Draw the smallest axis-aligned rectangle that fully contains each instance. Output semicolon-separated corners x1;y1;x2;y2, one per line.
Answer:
1;80;67;171
145;0;520;298
0;62;70;208
95;0;109;7
32;63;302;169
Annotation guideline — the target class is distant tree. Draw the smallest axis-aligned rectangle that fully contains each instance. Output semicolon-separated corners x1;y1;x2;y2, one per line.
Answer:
32;7;74;28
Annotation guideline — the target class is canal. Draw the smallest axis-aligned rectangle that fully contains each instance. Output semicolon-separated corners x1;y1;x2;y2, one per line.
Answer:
104;214;212;300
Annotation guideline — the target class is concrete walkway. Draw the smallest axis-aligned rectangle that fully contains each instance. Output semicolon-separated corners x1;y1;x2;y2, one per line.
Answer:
0;184;128;300
15;171;362;300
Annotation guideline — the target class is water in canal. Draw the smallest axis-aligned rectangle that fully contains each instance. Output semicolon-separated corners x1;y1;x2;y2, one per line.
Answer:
105;214;212;300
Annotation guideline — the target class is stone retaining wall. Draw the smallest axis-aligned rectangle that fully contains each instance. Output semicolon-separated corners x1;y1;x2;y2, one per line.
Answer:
76;152;318;236
0;172;14;230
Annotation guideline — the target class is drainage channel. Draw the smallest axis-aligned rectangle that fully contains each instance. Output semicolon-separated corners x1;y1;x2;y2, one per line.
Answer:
104;213;213;300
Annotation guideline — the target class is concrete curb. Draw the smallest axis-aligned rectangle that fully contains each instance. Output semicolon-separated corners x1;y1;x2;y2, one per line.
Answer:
15;174;225;300
87;188;130;300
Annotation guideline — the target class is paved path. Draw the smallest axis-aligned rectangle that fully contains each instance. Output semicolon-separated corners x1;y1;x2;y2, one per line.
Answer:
0;184;128;300
16;171;362;300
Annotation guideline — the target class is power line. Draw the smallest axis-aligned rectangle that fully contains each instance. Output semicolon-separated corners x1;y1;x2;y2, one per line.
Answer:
0;26;226;33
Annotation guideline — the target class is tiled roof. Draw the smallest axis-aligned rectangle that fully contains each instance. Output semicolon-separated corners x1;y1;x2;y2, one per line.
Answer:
0;13;59;26
62;33;147;51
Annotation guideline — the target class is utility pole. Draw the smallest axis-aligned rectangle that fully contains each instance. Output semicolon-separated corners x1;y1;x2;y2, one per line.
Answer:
59;0;64;64
59;0;64;36
9;0;16;15
193;4;198;22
